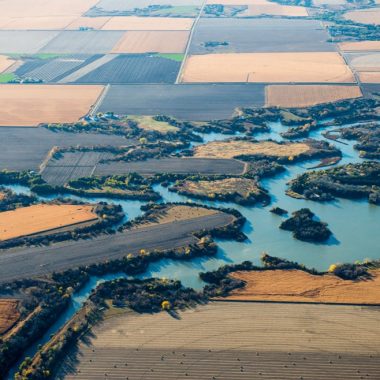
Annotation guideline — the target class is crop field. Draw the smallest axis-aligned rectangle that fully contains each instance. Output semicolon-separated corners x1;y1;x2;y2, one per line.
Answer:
124;115;179;133
344;8;380;25
345;52;380;71
0;204;97;241
0;16;76;30
0;85;104;127
111;31;189;54
66;17;112;30
98;84;265;120
193;140;311;159
0;54;15;73
94;157;247;176
181;52;355;83
74;54;181;84
313;0;346;5
361;83;380;96
233;0;308;17
190;18;334;54
101;16;194;31
358;72;380;83
339;41;380;52
0;299;20;335
266;85;362;107
0;31;59;54
39;31;124;55
57;302;380;380
227;269;380;304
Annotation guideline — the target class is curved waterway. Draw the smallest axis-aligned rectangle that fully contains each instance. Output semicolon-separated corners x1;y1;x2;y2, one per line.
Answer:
5;122;380;379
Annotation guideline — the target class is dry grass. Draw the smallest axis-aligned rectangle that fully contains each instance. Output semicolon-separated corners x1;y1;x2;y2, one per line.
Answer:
66;16;111;30
344;8;380;25
181;52;355;83
358;71;380;83
124;115;179;133
266;85;362;107
226;269;380;304
193;140;310;159
313;0;346;5
339;41;380;51
111;31;189;53
0;299;20;335
0;55;16;73
0;204;98;241
101;16;194;31
0;84;104;127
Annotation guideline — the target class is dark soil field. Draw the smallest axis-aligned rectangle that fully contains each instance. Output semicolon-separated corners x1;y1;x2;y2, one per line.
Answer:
0;128;130;172
74;54;180;84
98;84;265;120
190;18;335;54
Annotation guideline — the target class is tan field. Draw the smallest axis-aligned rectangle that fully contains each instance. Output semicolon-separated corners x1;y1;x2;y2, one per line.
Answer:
266;85;362;107
181;52;355;83
344;8;380;25
0;204;98;241
124;115;179;133
349;53;380;71
0;55;16;73
0;16;76;30
358;71;380;83
313;0;346;6
193;140;310;159
242;3;308;16
101;16;194;31
0;192;5;201
0;84;104;127
111;31;189;53
206;0;272;3
339;41;380;51
66;16;111;30
226;269;380;304
0;299;20;335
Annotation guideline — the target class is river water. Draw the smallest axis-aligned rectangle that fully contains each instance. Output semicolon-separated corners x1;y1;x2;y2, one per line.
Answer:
5;121;380;378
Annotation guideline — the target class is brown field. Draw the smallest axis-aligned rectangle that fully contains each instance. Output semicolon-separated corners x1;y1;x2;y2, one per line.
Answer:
101;16;194;31
226;269;380;304
358;71;380;83
242;3;308;16
339;41;380;52
181;52;355;83
266;85;362;107
0;84;104;127
59;302;380;380
344;8;380;25
193;140;310;159
0;299;20;335
0;204;98;241
66;17;111;30
111;31;189;53
0;192;5;201
0;55;16;73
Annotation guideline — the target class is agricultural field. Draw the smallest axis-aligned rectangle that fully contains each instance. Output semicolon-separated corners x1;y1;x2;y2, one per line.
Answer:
57;302;380;380
226;269;380;304
0;299;20;335
0;85;104;127
111;31;190;54
0;16;76;30
181;52;355;83
345;52;380;71
344;8;380;25
266;85;362;107
190;18;335;54
0;55;15;72
98;84;265;120
240;3;309;17
358;72;380;83
0;204;98;241
124;115;180;133
339;40;380;52
66;16;111;30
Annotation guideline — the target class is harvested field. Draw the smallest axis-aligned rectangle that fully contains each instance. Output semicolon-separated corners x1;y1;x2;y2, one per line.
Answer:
181;52;355;83
193;140;310;159
227;269;380;304
266;85;362;107
111;31;189;54
0;204;97;241
57;302;380;380
344;8;380;25
0;85;104;127
66;17;111;30
39;31;124;55
358;71;380;83
0;16;76;30
0;55;15;73
0;299;20;335
74;54;180;84
345;52;380;71
339;41;380;52
101;16;194;31
190;18;334;54
98;84;265;121
241;2;309;17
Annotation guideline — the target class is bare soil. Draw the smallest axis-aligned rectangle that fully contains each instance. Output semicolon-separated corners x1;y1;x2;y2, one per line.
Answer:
0;299;20;335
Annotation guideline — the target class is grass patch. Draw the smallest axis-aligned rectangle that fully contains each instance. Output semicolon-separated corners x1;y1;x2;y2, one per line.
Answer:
125;115;179;133
0;73;17;83
156;53;185;62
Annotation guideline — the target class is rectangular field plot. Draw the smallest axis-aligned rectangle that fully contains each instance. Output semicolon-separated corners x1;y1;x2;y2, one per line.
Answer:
111;31;189;53
0;16;76;30
344;8;380;25
66;17;112;30
181;52;355;83
266;85;362;107
98;84;265;120
0;85;104;127
39;31;124;55
0;55;15;73
94;0;203;11
345;52;380;72
190;18;335;54
358;72;380;83
339;41;380;52
74;54;181;84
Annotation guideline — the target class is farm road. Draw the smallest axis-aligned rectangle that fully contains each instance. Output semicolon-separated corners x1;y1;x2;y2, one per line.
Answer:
0;213;234;283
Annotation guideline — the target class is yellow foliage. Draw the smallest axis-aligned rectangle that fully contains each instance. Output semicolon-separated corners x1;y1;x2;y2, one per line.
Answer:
161;300;171;310
328;264;337;273
139;249;147;256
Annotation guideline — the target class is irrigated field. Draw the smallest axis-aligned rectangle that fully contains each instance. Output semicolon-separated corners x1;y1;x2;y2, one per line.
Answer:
0;84;104;127
57;302;380;380
0;204;98;241
344;8;380;25
111;31;189;54
0;299;20;335
226;269;380;304
339;41;380;52
266;85;362;107
181;52;355;83
358;71;380;83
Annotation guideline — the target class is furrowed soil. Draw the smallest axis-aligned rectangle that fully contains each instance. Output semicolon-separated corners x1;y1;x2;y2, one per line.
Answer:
0;299;20;335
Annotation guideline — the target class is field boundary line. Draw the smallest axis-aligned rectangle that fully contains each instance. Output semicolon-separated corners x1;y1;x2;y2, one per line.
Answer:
38;146;58;174
90;84;110;116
